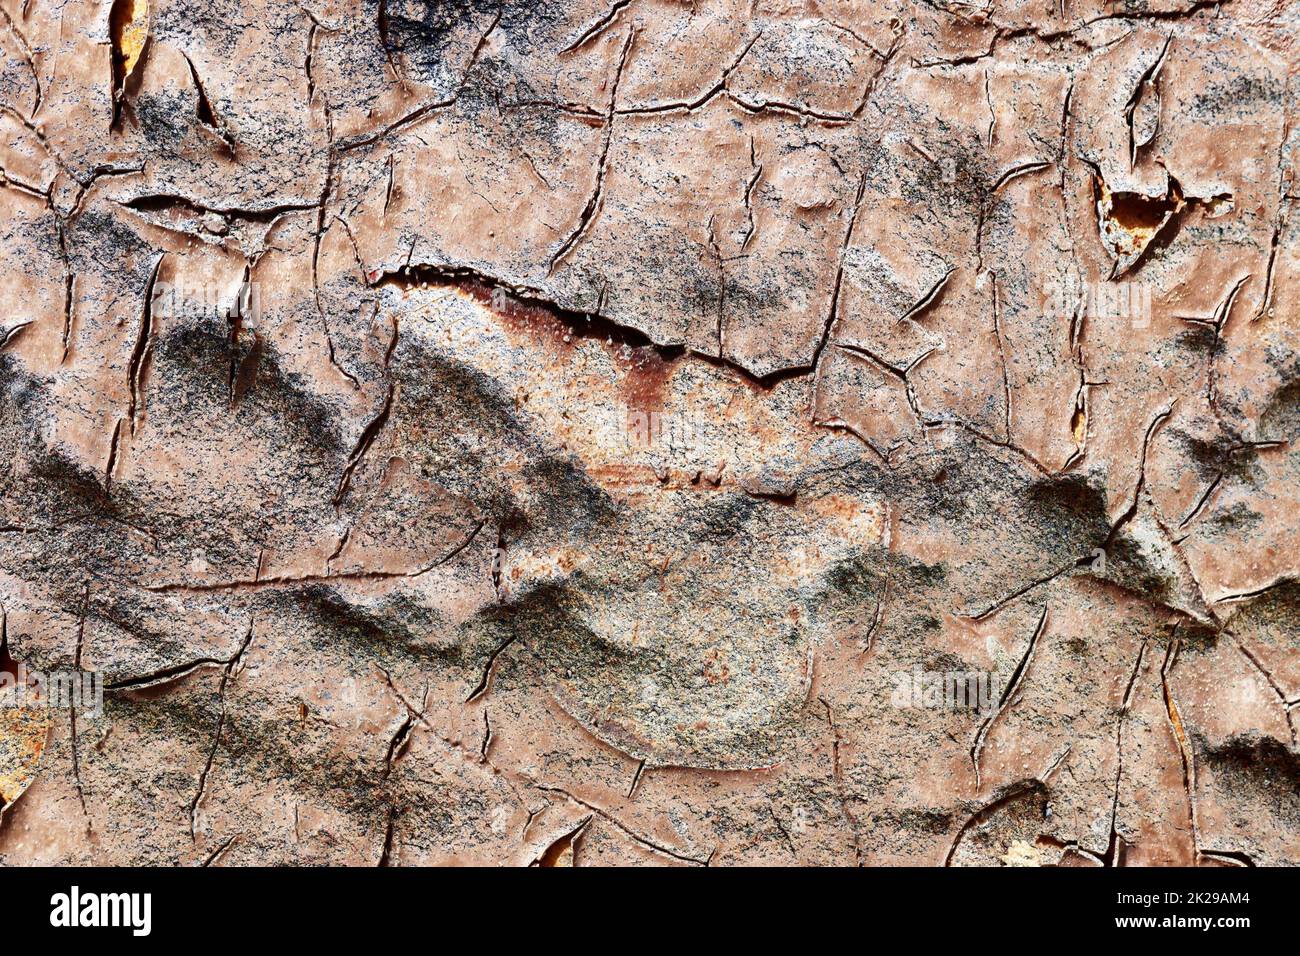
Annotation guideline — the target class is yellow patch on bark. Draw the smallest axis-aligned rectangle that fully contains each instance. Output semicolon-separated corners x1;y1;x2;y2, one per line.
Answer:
1071;405;1087;446
1000;840;1043;867
0;701;51;807
111;0;150;79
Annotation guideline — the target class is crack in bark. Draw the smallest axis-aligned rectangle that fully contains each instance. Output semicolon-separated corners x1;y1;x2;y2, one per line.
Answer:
859;571;890;657
531;814;592;866
187;617;255;841
966;559;1081;621
1103;639;1149;865
1101;402;1175;555
1159;636;1202;863
548;27;635;275
625;758;646;799
899;265;955;323
333;377;396;508
990;273;1014;443
820;697;865;866
830;342;938;458
0;4;41;117
534;784;711;866
943;777;1045;867
803;168;871;401
126;253;163;435
183;52;236;154
103;417;125;492
1233;634;1299;746
465;634;517;703
613;29;760;117
971;604;1049;789
134;520;485;593
202;832;238;866
377;804;398;866
562;0;634;54
67;583;93;833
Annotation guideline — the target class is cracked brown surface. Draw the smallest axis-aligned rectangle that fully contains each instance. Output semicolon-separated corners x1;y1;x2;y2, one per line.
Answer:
0;0;1297;866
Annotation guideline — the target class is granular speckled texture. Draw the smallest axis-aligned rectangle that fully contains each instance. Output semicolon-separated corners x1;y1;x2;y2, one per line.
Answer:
0;0;1297;866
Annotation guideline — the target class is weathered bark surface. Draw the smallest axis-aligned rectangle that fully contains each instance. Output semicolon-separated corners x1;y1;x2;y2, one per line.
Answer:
0;0;1297;866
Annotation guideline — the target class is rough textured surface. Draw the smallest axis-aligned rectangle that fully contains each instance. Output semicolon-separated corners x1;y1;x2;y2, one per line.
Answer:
0;0;1298;866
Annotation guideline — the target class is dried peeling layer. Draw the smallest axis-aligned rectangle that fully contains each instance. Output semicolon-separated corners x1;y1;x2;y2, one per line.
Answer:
0;0;1297;866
